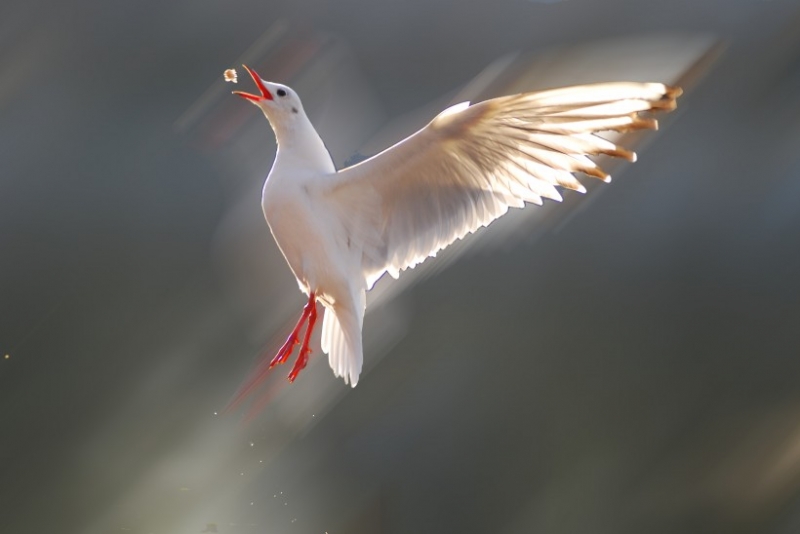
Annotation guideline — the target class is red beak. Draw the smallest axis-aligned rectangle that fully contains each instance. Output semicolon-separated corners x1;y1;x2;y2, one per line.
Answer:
233;64;273;102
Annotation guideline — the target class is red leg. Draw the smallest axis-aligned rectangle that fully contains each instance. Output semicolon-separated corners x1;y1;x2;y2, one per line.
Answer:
288;298;318;382
269;291;316;369
225;292;319;413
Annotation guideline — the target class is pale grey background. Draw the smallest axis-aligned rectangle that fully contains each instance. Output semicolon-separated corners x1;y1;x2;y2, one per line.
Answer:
2;1;800;533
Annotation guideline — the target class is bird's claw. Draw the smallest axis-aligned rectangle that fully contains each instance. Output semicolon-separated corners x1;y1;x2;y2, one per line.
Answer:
269;336;299;368
264;292;318;384
287;347;312;383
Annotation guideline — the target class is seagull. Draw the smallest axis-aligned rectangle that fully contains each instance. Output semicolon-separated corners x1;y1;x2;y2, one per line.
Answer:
232;64;681;389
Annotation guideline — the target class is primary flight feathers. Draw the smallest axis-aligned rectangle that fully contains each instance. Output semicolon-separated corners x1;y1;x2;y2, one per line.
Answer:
326;82;681;288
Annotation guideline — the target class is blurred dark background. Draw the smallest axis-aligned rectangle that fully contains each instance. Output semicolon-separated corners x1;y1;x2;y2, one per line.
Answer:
2;0;800;533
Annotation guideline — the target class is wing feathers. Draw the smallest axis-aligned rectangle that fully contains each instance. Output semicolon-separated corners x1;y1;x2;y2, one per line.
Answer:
512;82;676;108
324;82;681;288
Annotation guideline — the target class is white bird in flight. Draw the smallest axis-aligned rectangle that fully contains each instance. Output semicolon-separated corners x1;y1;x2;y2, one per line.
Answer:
232;64;681;389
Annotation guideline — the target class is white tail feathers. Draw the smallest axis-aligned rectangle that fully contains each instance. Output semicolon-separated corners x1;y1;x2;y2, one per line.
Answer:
320;299;365;387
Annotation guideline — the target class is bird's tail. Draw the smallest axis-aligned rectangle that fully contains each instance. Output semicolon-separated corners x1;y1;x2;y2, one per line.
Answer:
320;291;365;387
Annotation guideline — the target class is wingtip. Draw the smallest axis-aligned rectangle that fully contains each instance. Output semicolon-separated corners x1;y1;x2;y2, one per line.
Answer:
666;85;684;99
581;165;610;181
630;117;659;131
650;85;682;111
605;147;637;162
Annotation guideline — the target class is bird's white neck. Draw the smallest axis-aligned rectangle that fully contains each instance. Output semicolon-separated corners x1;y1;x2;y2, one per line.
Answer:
269;111;335;174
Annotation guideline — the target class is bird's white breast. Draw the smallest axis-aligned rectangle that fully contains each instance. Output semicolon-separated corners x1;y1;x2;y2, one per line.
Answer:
261;169;350;301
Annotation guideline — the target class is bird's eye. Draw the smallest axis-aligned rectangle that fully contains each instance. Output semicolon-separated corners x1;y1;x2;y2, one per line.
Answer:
277;89;287;97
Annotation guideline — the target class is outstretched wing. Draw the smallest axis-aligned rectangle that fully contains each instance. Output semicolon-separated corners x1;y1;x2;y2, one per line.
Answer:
322;82;681;289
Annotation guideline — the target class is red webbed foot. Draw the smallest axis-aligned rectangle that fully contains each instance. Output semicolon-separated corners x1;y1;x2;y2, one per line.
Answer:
288;299;318;382
226;292;320;416
269;292;317;369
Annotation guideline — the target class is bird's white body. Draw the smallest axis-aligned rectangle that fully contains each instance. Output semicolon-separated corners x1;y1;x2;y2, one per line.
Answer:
258;97;368;385
232;65;681;389
262;139;337;297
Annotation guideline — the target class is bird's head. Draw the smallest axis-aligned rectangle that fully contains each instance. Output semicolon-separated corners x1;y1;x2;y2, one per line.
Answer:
233;64;303;123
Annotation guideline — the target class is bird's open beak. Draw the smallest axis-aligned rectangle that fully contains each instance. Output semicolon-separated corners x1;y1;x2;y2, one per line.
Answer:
233;64;273;102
